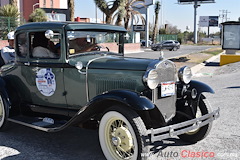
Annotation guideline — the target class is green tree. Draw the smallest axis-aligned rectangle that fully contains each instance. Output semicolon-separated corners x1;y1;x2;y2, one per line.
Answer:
68;0;74;21
0;4;19;38
114;0;145;30
28;8;47;22
94;0;121;24
238;17;240;22
165;24;180;34
152;1;160;44
0;4;19;17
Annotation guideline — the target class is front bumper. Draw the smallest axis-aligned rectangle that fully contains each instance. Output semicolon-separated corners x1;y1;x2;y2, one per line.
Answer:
146;108;220;143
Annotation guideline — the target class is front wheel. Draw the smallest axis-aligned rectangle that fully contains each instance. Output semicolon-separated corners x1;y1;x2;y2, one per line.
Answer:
0;95;9;131
178;96;212;143
99;106;148;160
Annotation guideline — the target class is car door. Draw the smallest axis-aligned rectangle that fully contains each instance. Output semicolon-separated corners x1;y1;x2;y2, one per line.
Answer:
16;30;68;116
162;41;169;49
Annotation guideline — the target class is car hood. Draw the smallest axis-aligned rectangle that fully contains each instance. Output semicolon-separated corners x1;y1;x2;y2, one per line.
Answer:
69;55;158;71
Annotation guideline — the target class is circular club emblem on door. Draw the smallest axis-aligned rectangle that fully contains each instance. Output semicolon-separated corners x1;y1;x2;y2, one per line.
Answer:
36;68;56;96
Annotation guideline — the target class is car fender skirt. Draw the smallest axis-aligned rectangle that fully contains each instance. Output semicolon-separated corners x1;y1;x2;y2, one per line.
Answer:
189;80;214;98
89;90;155;111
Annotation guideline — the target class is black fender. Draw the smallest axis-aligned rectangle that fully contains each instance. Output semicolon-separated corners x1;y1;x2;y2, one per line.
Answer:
0;77;10;118
189;80;214;99
175;80;214;122
69;90;156;127
0;77;10;103
89;90;155;111
43;90;157;132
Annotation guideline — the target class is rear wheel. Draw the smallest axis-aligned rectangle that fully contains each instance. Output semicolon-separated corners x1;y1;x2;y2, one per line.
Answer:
99;106;148;160
178;97;212;143
0;95;9;131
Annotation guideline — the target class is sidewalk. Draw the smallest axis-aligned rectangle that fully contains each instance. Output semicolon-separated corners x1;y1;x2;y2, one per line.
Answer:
191;52;222;76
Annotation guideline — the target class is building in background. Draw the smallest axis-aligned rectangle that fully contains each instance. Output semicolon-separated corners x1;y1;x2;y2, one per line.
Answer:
0;0;69;21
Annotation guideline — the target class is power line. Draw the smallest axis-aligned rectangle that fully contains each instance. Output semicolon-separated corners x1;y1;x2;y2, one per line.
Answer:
219;10;230;22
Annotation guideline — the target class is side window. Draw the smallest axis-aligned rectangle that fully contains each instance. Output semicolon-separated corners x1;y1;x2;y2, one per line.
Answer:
16;33;27;58
30;31;61;59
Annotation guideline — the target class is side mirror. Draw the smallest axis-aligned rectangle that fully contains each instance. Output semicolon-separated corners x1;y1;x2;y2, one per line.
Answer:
45;30;54;39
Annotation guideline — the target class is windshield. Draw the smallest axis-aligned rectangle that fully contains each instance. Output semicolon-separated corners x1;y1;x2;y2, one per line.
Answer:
67;31;122;56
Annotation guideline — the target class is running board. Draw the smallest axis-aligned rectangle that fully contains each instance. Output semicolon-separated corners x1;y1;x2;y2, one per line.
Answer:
8;115;68;132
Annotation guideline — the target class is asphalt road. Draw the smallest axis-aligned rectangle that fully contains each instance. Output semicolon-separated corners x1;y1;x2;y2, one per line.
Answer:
1;48;239;160
126;45;220;59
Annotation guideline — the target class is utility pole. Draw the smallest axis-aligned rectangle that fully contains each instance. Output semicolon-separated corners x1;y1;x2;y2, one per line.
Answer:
219;10;230;22
95;4;98;23
178;0;215;44
193;0;200;44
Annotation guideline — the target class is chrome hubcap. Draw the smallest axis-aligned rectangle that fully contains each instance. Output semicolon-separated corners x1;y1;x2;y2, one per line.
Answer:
112;126;133;152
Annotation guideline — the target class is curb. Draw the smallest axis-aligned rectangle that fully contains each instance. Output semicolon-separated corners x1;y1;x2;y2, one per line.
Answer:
191;52;224;75
125;50;144;54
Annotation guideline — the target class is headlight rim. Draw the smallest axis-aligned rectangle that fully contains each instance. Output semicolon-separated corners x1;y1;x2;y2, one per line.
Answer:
144;69;159;90
178;66;192;84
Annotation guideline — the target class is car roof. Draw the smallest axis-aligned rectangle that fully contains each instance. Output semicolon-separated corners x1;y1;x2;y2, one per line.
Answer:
16;22;127;32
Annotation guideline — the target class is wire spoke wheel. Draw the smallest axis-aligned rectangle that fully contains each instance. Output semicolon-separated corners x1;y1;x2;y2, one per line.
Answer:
99;106;147;160
0;95;8;130
0;96;5;126
106;118;135;159
178;96;213;143
185;107;201;135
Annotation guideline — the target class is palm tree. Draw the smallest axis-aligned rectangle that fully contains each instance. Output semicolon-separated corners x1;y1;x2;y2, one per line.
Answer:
152;1;161;44
94;0;120;24
114;0;145;30
0;4;19;17
113;0;125;26
28;8;47;22
68;0;74;21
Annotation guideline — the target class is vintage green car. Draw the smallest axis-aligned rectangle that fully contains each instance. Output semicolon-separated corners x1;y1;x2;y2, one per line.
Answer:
0;22;219;160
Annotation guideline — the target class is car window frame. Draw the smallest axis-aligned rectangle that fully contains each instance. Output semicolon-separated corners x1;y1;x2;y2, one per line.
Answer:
29;30;62;60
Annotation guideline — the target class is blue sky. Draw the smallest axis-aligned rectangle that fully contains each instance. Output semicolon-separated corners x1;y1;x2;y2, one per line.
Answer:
74;0;240;33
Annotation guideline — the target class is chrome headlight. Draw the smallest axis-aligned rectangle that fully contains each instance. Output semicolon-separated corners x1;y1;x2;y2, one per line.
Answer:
178;66;192;84
144;69;159;89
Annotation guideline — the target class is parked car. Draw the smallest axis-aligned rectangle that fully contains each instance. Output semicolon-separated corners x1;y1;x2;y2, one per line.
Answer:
140;39;152;46
0;22;219;160
151;40;180;51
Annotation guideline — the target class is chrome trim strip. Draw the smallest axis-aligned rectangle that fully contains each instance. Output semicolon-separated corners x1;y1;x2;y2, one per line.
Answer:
147;108;220;143
8;118;50;132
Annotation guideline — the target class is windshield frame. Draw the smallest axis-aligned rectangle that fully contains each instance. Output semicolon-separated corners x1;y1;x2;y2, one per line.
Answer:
66;30;125;58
